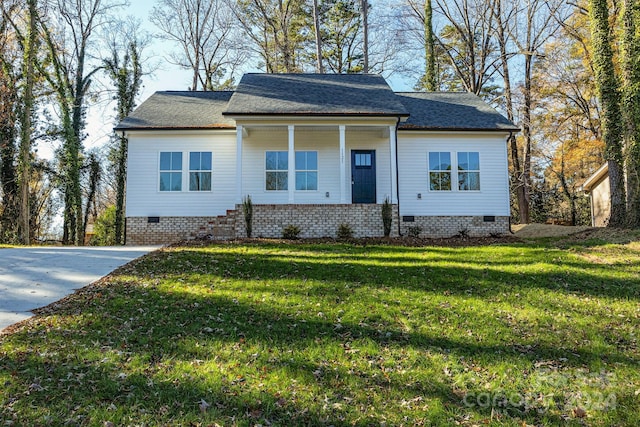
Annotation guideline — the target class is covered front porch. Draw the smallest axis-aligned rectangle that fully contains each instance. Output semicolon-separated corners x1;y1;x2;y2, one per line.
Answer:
234;120;399;207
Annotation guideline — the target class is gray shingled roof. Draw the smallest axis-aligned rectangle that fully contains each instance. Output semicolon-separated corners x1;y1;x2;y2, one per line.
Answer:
396;92;519;131
223;73;410;117
115;91;235;130
115;76;518;132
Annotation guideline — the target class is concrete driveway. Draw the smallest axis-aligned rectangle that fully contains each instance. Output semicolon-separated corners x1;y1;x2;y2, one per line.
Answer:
0;246;158;331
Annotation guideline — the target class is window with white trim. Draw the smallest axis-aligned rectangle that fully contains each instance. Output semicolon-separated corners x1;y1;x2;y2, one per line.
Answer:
457;152;480;190
189;152;212;191
159;152;182;191
428;152;452;191
295;151;318;190
266;151;288;191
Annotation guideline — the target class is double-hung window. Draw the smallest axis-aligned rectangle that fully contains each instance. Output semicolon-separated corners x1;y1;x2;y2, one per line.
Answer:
159;152;182;191
295;151;318;191
266;151;288;191
457;152;480;190
189;152;212;191
428;152;452;191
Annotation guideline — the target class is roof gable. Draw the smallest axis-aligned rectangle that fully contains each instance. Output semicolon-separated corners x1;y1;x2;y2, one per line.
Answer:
223;73;409;117
582;163;609;192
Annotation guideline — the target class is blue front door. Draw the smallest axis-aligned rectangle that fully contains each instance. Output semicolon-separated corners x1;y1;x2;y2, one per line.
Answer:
351;150;376;203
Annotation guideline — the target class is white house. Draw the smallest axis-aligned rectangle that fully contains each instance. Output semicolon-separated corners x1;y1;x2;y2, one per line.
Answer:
115;73;519;245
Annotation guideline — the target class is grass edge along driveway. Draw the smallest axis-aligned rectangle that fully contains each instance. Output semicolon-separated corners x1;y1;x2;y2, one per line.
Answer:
1;235;639;426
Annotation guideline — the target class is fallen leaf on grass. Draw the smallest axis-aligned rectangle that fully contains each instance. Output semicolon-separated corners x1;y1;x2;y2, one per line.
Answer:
573;407;587;418
199;399;210;413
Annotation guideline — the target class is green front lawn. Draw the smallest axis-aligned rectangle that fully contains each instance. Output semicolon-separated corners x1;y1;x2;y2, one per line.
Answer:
1;235;639;426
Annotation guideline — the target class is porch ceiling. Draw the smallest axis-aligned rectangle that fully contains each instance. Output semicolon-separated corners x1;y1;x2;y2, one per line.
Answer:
242;124;392;133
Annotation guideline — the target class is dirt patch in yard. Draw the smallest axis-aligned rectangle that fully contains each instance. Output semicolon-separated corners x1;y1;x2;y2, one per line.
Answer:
511;223;593;238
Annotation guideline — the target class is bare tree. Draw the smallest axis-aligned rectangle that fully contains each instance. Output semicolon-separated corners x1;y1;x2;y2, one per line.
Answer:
434;0;500;95
104;19;147;245
151;0;243;90
235;0;307;73
39;0;126;244
365;2;402;75
490;0;525;220
508;0;566;223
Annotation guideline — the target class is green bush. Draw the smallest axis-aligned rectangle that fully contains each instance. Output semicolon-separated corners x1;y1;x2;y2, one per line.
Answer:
92;205;117;246
337;223;353;239
242;195;253;238
282;224;301;239
381;197;393;237
407;225;422;238
457;228;470;238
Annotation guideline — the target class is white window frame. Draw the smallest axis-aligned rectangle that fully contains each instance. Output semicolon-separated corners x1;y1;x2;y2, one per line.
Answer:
188;151;213;192
457;151;481;191
295;150;318;191
265;151;288;191
428;151;452;191
159;151;183;192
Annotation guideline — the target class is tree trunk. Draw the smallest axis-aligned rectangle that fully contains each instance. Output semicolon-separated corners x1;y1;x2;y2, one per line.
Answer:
621;0;640;227
0;77;19;242
589;0;626;227
520;53;533;224
312;0;323;73
557;156;577;226
0;27;19;242
19;0;38;245
114;134;127;244
82;154;100;245
493;0;527;223
72;48;88;243
424;0;436;90
361;0;368;73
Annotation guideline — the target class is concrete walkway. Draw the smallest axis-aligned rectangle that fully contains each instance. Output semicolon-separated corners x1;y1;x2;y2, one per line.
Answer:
0;246;158;331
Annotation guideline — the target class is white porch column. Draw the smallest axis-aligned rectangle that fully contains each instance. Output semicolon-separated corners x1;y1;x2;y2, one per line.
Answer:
235;124;243;204
389;125;398;204
288;125;295;203
339;125;347;204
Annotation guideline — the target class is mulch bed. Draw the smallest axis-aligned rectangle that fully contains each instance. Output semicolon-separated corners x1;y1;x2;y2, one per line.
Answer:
183;234;523;247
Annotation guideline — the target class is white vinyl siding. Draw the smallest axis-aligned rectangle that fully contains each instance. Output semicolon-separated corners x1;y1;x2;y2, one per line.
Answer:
126;131;236;217
130;127;509;220
398;132;510;216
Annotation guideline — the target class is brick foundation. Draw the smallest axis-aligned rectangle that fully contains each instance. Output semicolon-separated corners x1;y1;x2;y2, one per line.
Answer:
399;215;510;238
235;204;399;238
126;214;236;245
126;209;507;244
